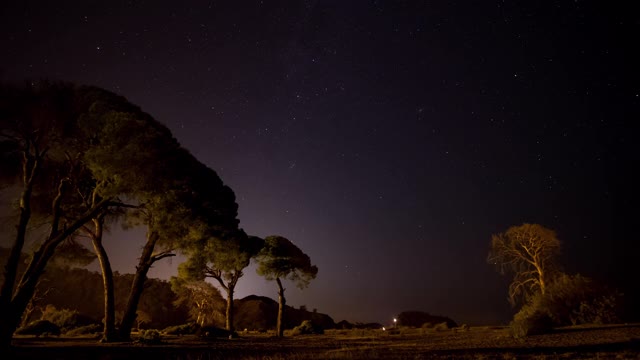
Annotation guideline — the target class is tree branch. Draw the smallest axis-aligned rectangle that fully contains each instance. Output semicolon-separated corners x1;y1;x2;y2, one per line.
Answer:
149;252;176;264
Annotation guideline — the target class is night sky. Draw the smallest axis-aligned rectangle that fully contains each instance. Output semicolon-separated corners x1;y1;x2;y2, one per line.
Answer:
1;1;638;326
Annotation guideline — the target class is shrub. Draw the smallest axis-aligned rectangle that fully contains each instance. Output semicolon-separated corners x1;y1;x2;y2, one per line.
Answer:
291;320;324;335
526;274;623;327
15;320;61;337
137;329;163;344
433;322;449;332
65;324;103;336
510;303;554;338
577;293;622;324
40;305;96;331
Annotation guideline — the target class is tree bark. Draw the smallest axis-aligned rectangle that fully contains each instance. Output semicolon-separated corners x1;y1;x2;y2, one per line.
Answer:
118;230;174;340
225;288;234;334
0;198;109;350
537;265;546;295
276;277;286;337
118;230;159;340
89;216;118;342
0;153;38;310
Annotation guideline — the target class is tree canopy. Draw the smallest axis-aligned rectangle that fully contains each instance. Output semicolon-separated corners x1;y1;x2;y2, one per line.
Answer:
487;223;560;306
255;235;317;337
179;231;263;332
256;236;318;289
0;80;242;347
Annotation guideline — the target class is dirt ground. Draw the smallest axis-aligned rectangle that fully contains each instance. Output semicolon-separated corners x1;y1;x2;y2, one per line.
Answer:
7;323;640;359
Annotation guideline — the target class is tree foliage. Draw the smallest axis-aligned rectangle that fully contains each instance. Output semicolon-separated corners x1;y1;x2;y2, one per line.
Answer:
256;236;318;289
0;81;144;348
179;231;263;332
490;224;625;337
531;273;623;326
0;80;241;346
255;235;317;337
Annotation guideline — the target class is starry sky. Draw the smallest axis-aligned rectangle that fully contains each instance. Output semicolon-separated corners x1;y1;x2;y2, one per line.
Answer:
1;1;638;326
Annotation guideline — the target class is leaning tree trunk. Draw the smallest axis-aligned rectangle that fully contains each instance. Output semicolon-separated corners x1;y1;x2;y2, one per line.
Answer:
276;278;286;338
0;154;38;316
0;183;34;349
118;230;174;340
0;197;108;350
90;216;118;342
118;230;158;340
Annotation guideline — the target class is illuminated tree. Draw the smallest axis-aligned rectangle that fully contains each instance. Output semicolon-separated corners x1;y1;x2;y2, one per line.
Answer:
255;236;317;337
179;232;263;333
170;276;225;327
488;223;560;306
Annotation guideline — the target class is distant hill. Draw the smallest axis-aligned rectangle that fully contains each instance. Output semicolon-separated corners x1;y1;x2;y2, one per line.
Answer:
234;295;335;331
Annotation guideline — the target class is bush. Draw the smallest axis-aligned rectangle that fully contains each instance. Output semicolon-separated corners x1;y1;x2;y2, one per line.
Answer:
525;274;623;327
433;322;449;332
137;329;163;344
65;324;102;336
291;320;324;335
15;320;61;337
578;293;622;324
510;303;554;338
40;305;97;331
162;323;199;335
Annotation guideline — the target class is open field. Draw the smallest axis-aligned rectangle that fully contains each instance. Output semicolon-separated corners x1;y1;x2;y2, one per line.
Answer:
7;323;640;359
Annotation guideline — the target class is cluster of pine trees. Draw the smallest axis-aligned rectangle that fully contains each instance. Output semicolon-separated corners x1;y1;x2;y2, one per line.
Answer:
0;81;319;349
